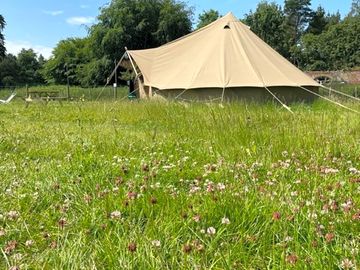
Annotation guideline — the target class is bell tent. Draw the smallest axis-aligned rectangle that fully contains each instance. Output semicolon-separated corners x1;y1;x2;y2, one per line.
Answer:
119;12;320;102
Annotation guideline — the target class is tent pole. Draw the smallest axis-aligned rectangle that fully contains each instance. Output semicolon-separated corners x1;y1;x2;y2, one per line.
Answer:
125;47;139;77
96;52;127;101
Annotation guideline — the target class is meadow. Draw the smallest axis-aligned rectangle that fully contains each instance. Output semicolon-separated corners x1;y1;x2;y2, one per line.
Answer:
0;97;359;269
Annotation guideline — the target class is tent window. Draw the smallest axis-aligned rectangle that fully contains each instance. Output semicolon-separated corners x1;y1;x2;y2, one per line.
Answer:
224;24;230;29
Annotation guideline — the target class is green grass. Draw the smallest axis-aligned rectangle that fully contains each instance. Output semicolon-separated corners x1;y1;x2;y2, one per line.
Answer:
0;99;359;269
0;85;129;101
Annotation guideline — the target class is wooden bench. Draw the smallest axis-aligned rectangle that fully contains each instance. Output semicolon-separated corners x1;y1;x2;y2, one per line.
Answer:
26;90;67;107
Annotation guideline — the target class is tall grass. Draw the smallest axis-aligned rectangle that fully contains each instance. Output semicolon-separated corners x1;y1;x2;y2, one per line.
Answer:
0;100;359;269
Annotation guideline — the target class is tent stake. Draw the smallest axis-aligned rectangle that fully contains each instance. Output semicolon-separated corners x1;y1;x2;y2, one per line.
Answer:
265;87;294;114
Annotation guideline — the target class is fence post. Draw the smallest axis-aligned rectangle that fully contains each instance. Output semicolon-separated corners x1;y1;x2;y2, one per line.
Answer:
26;84;29;97
67;85;70;100
114;59;118;100
355;86;358;98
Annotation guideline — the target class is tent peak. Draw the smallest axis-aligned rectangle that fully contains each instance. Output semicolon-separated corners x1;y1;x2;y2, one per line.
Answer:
222;12;238;21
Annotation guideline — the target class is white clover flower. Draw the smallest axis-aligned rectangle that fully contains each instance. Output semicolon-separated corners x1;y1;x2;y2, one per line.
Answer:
110;211;121;219
25;240;34;247
207;227;216;235
221;217;230;225
151;240;161;247
339;258;355;269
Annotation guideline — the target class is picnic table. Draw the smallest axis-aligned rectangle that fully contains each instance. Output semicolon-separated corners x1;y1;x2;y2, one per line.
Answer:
26;90;67;106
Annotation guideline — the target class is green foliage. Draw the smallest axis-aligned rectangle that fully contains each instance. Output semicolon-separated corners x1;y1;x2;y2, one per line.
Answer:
155;0;193;44
76;57;113;87
306;6;327;35
284;0;313;44
349;0;360;17
42;38;91;85
0;50;45;86
44;0;193;87
244;2;289;57
17;49;44;84
0;54;20;86
299;15;360;70
196;9;220;29
0;14;6;58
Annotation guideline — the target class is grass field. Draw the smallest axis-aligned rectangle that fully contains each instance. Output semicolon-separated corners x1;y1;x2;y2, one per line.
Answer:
0;99;359;269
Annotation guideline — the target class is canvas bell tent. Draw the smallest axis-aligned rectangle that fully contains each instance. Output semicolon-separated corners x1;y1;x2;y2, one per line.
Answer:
117;12;320;102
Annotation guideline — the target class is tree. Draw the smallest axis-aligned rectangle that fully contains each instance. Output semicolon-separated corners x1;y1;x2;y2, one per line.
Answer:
197;9;220;29
244;2;289;57
0;15;6;58
325;11;341;30
155;0;193;44
89;0;192;61
0;54;20;86
299;15;360;70
82;0;193;86
349;0;360;17
17;49;44;84
42;38;90;85
306;6;328;35
284;0;313;44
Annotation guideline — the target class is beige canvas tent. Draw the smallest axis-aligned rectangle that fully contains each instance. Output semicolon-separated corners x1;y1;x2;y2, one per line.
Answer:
121;12;320;102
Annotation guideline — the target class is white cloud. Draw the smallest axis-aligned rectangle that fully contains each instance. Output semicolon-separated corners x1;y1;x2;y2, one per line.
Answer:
80;5;90;9
66;16;95;25
43;10;64;16
5;40;53;59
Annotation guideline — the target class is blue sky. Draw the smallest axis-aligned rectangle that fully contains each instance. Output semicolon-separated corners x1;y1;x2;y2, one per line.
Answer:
1;0;353;58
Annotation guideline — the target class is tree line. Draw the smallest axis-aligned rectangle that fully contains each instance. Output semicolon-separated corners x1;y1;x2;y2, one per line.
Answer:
0;0;359;87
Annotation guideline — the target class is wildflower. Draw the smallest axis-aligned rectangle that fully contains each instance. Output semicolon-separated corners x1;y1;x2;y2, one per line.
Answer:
9;266;20;270
141;164;149;172
284;236;293;242
49;241;57;249
151;240;161;247
193;214;201;223
25;240;34;247
128;242;137;252
217;183;226;191
286;254;298;265
206;183;214;193
272;212;281;221
7;211;19;220
110;211;121;220
183;244;192;253
325;233;335;243
207;227;216;235
200;229;205;234
58;218;67;229
339;258;355;269
221;217;230;225
5;240;17;254
127;192;138;200
84;194;92;204
352;211;360;220
150;197;157;204
12;253;22;261
323;168;339;174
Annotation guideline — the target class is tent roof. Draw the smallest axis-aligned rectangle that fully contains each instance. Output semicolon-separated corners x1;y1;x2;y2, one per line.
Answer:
127;12;319;90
